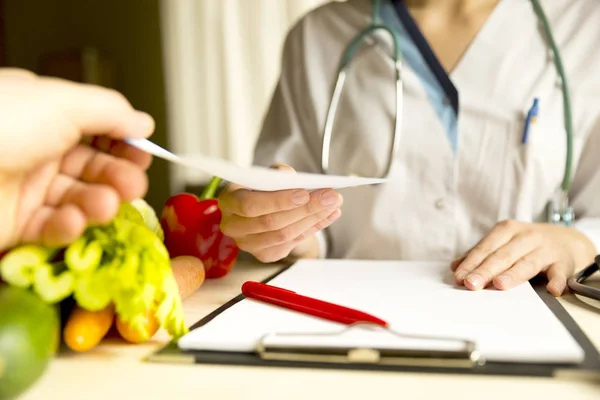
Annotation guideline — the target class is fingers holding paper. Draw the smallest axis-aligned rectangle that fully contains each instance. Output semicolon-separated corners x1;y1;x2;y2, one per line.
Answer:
451;220;596;296
218;164;343;263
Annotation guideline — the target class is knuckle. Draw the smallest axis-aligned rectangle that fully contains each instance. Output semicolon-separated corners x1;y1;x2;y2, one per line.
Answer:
239;198;258;217
104;88;130;106
314;220;330;231
292;233;307;243
315;214;336;230
304;199;319;215
272;193;288;210
493;249;513;263
517;258;538;275
528;231;544;245
259;213;277;231
470;246;489;259
498;219;519;231
276;190;299;210
3;68;37;80
274;227;293;243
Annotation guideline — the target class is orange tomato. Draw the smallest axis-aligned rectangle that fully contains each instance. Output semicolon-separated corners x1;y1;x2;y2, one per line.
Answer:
63;304;115;352
115;308;160;344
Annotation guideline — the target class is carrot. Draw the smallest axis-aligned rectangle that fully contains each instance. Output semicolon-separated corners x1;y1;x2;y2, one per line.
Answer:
170;255;205;299
63;304;114;352
115;256;204;344
116;307;160;344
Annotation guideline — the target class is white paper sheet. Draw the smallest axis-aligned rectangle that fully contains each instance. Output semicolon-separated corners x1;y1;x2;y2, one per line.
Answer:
125;138;386;191
177;259;585;364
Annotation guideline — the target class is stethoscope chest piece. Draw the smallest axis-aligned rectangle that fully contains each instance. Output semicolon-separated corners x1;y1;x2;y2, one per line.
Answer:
546;190;575;226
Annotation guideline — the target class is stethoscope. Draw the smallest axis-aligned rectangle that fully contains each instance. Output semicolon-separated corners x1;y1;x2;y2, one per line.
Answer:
320;0;575;226
568;256;600;304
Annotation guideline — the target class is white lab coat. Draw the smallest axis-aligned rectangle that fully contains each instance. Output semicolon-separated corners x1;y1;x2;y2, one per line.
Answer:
253;0;600;261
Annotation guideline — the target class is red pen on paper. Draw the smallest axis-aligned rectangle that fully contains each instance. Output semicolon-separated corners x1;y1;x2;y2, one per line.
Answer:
241;281;388;327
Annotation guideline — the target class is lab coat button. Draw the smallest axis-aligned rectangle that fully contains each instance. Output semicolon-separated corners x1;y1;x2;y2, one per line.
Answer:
435;198;446;210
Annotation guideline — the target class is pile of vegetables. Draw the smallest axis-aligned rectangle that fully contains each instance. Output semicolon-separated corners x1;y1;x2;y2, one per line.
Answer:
0;188;237;352
0;200;176;350
0;174;240;355
0;176;240;398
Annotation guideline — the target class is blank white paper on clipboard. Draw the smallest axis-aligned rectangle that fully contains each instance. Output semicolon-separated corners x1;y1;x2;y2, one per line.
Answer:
177;260;585;364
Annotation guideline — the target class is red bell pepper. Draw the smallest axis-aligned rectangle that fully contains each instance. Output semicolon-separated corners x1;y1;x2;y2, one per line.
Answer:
160;176;239;278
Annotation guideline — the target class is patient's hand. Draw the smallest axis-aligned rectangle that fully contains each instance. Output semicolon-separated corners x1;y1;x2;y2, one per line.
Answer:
218;164;342;263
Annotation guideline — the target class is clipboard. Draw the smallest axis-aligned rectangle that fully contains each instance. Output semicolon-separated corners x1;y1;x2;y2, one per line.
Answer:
147;263;600;379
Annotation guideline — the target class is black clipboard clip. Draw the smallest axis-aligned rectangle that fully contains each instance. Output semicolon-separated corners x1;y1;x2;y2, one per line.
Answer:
256;323;485;369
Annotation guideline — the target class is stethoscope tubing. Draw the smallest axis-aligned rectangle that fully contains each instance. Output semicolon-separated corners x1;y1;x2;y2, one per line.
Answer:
321;0;573;194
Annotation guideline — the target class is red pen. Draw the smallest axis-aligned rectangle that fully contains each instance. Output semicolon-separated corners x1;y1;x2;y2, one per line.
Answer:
241;281;388;327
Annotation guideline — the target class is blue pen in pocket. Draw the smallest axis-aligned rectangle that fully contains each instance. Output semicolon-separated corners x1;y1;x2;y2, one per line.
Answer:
521;98;540;144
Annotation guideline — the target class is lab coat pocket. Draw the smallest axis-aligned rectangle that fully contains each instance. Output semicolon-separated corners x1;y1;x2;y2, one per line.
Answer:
513;139;536;222
498;121;533;222
505;115;566;222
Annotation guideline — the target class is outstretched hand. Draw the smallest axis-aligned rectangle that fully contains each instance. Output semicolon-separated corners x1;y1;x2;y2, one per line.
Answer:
0;68;154;251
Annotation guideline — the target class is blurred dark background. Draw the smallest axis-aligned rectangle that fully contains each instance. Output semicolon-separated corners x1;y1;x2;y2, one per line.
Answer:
0;0;171;212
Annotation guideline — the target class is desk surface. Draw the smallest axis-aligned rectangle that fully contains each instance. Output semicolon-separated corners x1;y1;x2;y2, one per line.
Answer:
22;261;600;400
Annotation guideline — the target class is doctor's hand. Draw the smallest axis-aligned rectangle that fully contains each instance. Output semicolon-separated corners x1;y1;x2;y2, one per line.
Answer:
0;68;154;252
218;164;343;263
451;220;596;296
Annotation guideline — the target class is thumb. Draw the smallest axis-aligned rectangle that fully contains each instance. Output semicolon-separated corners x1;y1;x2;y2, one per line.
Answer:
36;77;155;141
59;83;154;140
546;264;569;297
269;163;296;173
0;76;153;171
0;68;37;80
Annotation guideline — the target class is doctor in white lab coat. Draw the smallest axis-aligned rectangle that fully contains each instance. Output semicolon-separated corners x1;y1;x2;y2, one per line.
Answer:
218;0;600;296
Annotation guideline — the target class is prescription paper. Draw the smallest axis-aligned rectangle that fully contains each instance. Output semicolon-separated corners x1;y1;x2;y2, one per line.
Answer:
178;260;585;365
126;138;386;191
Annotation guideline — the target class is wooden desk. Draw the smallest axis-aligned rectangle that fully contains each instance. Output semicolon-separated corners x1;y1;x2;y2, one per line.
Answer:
21;261;600;400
